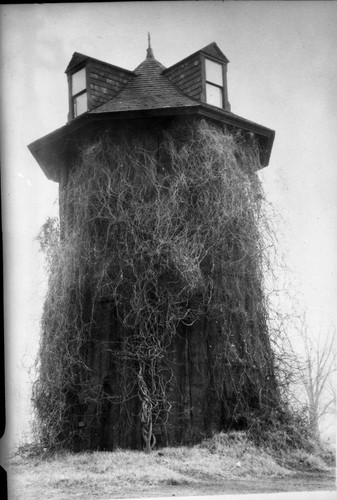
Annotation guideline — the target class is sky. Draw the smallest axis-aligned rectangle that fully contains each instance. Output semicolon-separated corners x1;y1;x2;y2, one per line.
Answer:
1;1;337;450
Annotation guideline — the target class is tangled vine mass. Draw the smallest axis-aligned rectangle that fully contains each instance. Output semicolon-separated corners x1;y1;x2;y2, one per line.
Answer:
34;120;284;452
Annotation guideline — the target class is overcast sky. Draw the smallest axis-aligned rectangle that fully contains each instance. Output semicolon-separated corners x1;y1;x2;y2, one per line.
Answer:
1;1;337;448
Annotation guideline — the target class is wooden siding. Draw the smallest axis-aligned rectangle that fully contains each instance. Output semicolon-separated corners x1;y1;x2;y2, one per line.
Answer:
31;116;276;451
164;54;203;101
75;303;229;450
88;61;133;110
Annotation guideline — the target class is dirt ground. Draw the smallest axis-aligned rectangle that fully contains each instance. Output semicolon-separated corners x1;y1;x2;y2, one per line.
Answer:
110;470;336;498
5;468;336;500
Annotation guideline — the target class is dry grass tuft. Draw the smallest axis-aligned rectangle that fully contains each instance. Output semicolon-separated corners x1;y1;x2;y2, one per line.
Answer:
8;431;335;500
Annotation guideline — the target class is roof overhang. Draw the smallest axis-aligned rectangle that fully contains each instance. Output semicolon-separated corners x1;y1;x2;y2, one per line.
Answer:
28;105;274;182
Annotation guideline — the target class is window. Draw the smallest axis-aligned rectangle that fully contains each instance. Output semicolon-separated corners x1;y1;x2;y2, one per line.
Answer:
71;68;88;117
205;59;224;108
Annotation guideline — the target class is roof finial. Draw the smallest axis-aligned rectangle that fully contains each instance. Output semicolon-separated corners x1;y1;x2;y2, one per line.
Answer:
146;32;155;60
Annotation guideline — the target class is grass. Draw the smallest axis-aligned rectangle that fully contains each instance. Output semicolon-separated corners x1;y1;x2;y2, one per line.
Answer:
6;431;335;500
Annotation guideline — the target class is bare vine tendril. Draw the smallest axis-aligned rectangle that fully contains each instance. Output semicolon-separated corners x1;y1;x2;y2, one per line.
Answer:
33;119;288;452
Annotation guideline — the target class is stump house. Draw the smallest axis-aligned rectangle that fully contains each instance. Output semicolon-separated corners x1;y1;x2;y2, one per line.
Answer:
29;40;276;451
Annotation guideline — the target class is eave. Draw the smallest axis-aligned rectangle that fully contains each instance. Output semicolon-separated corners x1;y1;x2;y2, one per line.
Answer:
28;104;274;183
65;51;134;76
163;42;229;75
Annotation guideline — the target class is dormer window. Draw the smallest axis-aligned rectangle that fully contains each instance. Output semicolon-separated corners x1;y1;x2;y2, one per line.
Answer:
71;68;88;117
205;59;224;108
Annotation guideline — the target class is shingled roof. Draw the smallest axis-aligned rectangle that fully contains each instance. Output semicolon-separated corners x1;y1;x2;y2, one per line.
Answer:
28;40;275;181
89;47;198;114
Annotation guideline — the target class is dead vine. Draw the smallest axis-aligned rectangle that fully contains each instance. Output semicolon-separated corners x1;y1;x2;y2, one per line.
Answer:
33;119;284;451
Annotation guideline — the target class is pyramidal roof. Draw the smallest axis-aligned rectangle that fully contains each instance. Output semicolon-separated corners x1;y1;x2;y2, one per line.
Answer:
90;46;198;114
28;40;275;181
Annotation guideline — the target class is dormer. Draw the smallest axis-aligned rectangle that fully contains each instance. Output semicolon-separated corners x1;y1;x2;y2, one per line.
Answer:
163;42;230;111
29;40;275;183
65;52;134;122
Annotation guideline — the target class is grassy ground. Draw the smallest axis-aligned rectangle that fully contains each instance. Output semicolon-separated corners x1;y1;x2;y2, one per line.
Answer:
5;432;336;500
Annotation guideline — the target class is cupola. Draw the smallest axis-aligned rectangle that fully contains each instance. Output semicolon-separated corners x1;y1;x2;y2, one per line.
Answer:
28;40;275;182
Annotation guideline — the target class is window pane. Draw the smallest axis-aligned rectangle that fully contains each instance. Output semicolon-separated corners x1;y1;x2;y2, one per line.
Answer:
206;83;223;108
74;92;88;117
72;68;86;96
205;59;223;86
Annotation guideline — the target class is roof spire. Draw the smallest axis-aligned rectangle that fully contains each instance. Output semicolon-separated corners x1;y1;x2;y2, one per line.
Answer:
146;32;155;60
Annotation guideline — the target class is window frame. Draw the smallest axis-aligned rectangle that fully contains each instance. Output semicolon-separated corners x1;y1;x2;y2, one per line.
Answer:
205;81;223;109
205;58;224;109
201;55;229;111
73;90;88;118
68;66;89;120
